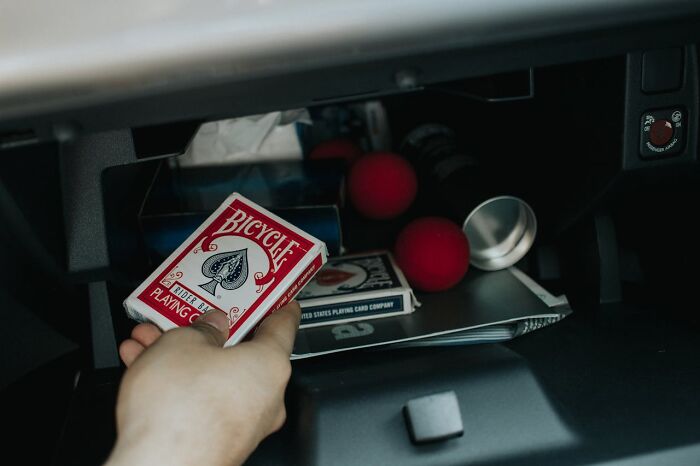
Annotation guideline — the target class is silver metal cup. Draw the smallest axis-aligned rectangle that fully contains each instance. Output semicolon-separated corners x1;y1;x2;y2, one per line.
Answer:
462;196;537;271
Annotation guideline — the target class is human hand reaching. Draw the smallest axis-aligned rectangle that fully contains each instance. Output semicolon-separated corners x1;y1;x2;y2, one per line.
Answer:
106;302;301;466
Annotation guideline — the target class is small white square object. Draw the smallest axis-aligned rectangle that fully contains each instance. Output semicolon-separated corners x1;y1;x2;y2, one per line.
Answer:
404;391;463;444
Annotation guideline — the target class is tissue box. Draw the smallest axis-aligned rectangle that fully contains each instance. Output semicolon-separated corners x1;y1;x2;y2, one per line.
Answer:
139;159;345;261
141;205;342;261
146;159;345;212
296;251;417;328
124;193;328;346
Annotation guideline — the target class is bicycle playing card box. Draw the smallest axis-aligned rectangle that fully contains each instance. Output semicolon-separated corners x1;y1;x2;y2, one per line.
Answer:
124;192;328;347
295;251;418;329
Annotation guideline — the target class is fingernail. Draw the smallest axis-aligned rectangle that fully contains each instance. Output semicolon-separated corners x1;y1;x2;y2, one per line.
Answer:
196;310;229;334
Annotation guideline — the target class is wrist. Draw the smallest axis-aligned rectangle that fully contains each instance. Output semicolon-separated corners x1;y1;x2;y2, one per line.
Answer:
106;426;249;466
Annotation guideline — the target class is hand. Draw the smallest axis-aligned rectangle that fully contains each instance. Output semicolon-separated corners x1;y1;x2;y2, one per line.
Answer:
106;302;301;466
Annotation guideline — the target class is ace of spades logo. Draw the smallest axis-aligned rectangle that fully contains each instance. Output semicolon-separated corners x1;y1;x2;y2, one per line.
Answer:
199;249;249;296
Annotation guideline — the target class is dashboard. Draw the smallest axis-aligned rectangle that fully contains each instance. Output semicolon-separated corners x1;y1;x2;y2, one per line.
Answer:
2;0;700;133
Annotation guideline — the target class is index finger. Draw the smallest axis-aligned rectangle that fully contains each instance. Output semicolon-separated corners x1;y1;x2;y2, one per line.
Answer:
251;301;301;356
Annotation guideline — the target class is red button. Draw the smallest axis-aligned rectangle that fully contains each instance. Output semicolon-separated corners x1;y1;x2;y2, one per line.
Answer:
649;120;674;147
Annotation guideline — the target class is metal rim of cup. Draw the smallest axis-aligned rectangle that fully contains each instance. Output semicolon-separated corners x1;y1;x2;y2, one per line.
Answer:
462;196;537;271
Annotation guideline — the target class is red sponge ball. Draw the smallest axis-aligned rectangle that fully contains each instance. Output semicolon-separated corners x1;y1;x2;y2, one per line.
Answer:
348;152;417;219
309;139;363;163
394;217;470;292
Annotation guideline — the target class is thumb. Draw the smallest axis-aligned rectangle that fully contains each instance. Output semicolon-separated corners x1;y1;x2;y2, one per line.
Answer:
188;310;230;347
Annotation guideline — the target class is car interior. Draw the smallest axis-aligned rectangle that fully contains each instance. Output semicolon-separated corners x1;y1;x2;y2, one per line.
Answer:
2;1;700;464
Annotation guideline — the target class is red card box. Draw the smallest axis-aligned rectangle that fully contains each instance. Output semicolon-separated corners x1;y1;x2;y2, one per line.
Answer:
124;193;328;346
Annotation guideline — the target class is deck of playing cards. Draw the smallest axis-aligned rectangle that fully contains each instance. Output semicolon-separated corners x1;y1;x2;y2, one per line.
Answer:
124;193;328;346
295;251;418;328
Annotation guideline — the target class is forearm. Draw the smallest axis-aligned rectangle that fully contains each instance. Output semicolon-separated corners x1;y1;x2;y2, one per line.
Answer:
105;428;251;466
